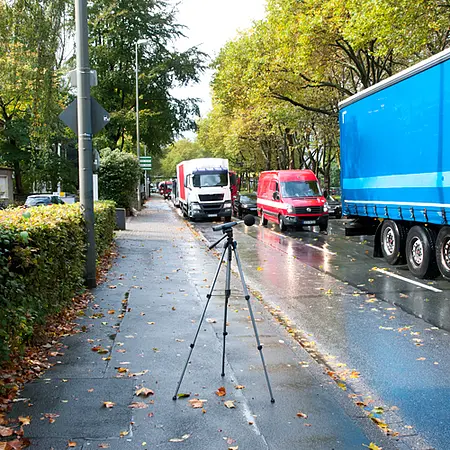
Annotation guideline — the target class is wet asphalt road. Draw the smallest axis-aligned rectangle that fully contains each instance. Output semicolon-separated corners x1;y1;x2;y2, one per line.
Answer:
186;210;450;450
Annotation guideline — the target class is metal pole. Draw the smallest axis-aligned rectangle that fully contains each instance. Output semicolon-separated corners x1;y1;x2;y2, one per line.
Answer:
75;0;96;288
135;42;141;210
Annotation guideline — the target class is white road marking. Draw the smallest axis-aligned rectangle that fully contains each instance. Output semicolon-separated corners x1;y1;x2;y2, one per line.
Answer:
305;244;337;256
373;268;442;292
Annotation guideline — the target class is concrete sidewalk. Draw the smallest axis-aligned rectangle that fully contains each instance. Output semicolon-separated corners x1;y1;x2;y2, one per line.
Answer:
9;199;397;449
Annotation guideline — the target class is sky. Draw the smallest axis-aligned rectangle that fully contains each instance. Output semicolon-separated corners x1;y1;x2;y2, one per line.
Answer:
169;0;267;121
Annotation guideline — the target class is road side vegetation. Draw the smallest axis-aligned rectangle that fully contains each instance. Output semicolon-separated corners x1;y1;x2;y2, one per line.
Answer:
0;0;205;197
0;201;116;361
197;0;450;187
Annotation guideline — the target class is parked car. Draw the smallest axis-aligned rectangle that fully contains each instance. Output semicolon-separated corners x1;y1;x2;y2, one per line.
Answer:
233;192;257;218
256;170;329;232
326;194;342;219
25;194;65;207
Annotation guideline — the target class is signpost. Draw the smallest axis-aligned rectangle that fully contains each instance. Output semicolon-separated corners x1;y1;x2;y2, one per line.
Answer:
58;0;110;288
140;156;152;198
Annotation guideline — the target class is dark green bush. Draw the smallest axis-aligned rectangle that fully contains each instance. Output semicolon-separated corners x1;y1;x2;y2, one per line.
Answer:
0;201;116;361
98;148;141;209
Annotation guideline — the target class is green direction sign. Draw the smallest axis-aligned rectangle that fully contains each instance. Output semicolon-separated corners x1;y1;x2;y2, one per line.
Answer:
139;156;152;169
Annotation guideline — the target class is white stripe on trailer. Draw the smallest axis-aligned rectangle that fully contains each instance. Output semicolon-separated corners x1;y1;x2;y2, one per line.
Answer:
344;199;450;208
373;268;442;292
305;244;337;256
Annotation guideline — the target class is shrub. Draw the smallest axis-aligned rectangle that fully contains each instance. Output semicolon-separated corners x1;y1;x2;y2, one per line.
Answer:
94;200;116;258
0;201;116;361
98;148;141;210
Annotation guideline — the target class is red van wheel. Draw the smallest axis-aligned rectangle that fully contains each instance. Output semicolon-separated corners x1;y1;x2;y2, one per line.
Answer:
261;211;268;226
279;215;287;232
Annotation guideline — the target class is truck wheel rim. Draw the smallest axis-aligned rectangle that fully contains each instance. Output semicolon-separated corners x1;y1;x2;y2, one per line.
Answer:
443;238;450;269
411;237;423;266
383;227;395;255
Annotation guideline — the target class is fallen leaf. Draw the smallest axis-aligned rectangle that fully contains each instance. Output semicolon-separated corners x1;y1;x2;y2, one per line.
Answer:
17;416;31;426
177;393;190;398
224;400;235;409
108;285;117;289
68;441;77;447
349;371;360;379
189;399;206;408
117;367;128;373
0;425;14;437
43;413;59;423
172;306;176;311
169;434;191;442
120;430;129;437
229;447;239;450
235;385;245;390
296;412;308;419
256;267;263;271
206;318;217;323
98;444;110;449
135;387;154;397
128;402;148;409
103;401;116;408
216;386;226;397
108;310;115;314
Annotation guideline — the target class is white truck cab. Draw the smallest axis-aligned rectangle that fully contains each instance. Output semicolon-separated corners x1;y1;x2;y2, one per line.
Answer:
176;158;232;221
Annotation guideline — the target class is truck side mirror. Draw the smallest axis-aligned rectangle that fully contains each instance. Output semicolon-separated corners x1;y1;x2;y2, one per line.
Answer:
273;191;280;201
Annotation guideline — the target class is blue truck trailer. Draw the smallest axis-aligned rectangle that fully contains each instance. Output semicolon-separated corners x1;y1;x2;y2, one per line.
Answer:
339;48;450;280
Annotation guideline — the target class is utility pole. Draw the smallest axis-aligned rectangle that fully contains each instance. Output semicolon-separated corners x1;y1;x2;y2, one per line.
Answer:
75;0;96;288
135;41;141;210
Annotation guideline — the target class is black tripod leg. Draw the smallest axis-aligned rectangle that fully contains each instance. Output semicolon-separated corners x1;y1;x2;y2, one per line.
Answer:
221;244;232;377
232;244;275;403
172;244;228;400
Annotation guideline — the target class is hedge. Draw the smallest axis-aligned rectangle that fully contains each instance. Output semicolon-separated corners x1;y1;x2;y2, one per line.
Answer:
0;200;116;361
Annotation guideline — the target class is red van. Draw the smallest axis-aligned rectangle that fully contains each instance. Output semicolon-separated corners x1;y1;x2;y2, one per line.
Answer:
257;170;329;232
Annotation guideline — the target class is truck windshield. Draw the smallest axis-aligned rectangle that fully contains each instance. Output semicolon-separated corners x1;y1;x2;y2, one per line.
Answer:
280;181;321;198
193;172;228;188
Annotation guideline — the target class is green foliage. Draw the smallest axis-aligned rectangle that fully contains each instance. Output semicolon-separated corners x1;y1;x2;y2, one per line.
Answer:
0;0;72;194
98;149;141;209
87;0;206;156
0;201;116;361
199;0;450;186
159;139;211;177
0;205;85;360
94;200;116;258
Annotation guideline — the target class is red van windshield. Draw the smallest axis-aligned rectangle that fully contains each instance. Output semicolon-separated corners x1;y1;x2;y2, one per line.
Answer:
281;180;321;198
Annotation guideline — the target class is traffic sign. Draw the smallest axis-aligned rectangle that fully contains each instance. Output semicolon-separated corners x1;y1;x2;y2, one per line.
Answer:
59;97;110;135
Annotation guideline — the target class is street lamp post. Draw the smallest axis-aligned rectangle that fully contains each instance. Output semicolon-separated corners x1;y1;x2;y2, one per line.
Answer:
135;39;149;210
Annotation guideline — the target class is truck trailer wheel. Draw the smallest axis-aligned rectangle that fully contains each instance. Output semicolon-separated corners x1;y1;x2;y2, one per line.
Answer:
380;220;406;265
436;226;450;280
405;226;439;279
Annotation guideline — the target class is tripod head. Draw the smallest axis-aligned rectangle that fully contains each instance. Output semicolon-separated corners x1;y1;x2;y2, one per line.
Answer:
212;214;255;232
209;214;255;250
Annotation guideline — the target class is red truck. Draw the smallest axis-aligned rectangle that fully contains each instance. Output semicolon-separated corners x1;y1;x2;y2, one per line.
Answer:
257;170;329;232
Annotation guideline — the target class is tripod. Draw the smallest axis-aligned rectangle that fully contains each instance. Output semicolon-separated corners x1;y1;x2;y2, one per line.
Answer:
172;225;275;403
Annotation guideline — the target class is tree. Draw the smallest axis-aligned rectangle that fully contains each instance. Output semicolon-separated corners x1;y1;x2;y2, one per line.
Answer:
88;0;206;157
0;0;71;194
159;139;210;178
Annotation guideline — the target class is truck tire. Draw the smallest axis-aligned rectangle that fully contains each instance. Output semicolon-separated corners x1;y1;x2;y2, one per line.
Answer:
435;226;450;280
405;226;439;279
261;211;268;226
279;215;287;232
380;220;407;265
